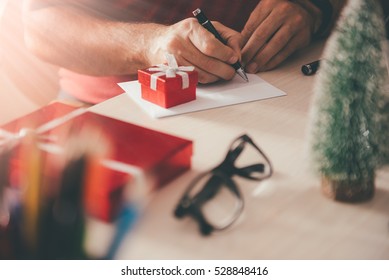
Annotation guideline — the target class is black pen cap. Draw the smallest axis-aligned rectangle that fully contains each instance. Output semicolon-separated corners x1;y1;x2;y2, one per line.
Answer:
301;60;320;76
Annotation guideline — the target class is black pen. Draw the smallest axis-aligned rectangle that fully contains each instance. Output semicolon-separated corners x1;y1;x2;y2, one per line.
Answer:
192;8;249;82
301;60;320;76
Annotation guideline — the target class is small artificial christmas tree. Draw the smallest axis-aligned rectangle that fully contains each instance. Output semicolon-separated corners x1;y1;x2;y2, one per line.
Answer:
308;0;389;202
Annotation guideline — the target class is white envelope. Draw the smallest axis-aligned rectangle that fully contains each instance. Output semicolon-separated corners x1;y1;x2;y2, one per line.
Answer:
118;74;286;118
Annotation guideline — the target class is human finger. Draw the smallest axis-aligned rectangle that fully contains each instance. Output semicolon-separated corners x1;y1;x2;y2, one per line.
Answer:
240;0;272;46
245;9;312;73
168;36;236;83
245;22;293;73
188;19;239;64
241;14;282;68
212;21;244;60
177;56;221;84
260;31;310;71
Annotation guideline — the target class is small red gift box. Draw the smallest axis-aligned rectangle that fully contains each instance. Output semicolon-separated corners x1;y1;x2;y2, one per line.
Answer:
1;102;193;221
138;55;198;108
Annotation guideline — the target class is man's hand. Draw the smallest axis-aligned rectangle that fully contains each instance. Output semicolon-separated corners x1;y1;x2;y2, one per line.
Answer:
241;0;321;73
147;18;243;84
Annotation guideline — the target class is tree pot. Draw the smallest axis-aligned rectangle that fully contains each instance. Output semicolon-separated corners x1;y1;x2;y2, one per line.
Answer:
321;175;375;202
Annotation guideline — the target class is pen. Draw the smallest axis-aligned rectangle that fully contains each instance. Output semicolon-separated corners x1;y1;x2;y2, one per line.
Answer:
192;8;249;82
301;60;320;76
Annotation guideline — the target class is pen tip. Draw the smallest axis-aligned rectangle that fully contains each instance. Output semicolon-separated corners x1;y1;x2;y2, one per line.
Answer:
237;69;249;82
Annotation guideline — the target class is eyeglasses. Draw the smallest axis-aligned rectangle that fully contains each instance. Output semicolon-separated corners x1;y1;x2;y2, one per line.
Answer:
174;134;273;235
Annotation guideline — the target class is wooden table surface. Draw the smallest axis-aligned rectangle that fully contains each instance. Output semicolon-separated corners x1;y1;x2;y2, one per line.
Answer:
90;41;389;260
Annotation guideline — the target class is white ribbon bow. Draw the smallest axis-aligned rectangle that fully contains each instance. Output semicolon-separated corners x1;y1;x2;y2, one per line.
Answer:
0;108;86;149
0;107;148;188
148;54;195;90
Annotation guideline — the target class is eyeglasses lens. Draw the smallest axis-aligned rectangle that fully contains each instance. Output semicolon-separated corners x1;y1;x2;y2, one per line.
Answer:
187;172;242;230
229;137;271;180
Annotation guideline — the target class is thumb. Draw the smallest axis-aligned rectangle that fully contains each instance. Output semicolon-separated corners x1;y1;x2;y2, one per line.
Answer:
213;22;244;61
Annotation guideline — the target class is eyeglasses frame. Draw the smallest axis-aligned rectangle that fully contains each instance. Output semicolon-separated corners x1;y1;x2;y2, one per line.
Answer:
174;134;273;235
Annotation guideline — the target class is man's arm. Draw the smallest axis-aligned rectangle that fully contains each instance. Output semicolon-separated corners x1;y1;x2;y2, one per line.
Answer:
23;0;152;76
23;0;243;83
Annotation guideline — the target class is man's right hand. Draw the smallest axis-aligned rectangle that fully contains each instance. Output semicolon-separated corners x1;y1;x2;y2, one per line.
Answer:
146;18;244;84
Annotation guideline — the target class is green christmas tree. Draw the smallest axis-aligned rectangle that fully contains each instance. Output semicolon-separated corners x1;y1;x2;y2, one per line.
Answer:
308;0;389;202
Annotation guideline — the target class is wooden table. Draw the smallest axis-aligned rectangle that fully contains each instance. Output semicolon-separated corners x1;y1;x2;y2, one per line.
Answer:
90;41;389;260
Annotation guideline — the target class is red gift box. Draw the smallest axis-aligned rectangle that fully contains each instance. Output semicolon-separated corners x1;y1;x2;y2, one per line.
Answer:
1;102;193;221
138;64;198;108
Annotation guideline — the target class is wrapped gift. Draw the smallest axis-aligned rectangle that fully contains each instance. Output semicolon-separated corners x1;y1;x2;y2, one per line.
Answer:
0;102;193;222
138;54;198;108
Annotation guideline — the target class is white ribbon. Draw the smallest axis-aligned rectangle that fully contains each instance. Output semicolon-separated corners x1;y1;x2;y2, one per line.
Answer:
0;108;86;148
0;107;148;180
148;54;194;90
